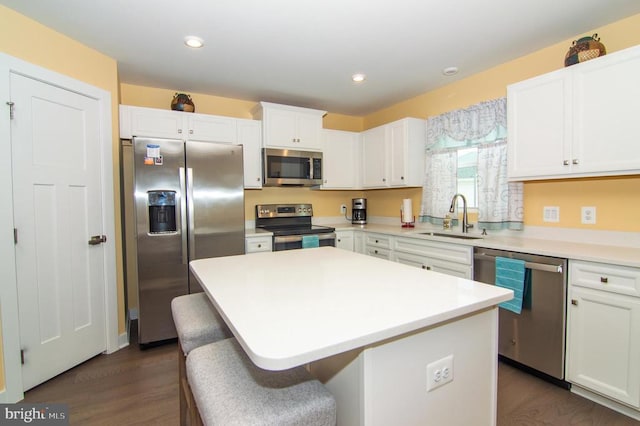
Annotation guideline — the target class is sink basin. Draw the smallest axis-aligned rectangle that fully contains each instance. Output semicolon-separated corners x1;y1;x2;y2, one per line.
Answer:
418;232;482;240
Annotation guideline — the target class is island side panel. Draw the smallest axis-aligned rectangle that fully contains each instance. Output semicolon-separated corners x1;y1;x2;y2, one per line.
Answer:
310;307;499;426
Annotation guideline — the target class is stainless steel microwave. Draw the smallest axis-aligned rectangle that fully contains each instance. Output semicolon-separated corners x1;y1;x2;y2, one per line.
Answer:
262;148;323;186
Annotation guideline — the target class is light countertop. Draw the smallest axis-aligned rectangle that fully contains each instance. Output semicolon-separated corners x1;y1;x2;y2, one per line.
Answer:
326;222;640;268
190;247;512;370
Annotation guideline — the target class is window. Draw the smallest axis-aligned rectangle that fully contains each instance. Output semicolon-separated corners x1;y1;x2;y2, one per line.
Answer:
456;147;478;209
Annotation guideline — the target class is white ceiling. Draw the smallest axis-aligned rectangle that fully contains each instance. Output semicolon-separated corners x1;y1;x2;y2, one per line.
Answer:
2;1;639;115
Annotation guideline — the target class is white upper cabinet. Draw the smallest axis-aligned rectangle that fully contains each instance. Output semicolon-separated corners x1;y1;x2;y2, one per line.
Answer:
508;45;640;180
187;114;237;143
362;118;426;189
120;105;185;140
237;119;263;189
121;105;237;143
361;125;387;187
507;70;572;178
251;102;326;151
321;129;361;189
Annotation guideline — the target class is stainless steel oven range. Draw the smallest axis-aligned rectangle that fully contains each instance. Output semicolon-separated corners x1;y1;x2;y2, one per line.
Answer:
255;203;336;251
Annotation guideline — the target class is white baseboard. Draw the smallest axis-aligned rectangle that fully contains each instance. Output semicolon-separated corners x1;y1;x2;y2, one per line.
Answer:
118;331;129;349
571;385;640;421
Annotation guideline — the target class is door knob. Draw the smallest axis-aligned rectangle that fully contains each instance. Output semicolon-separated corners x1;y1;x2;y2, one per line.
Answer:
88;235;107;245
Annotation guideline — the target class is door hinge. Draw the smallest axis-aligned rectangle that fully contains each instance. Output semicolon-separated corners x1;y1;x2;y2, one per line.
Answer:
14;228;18;244
6;101;14;119
20;349;25;365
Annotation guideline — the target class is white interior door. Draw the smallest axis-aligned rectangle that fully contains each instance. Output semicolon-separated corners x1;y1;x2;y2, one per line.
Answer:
11;72;106;391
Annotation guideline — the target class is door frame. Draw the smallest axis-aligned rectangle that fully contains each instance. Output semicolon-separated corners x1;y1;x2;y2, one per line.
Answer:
0;53;118;402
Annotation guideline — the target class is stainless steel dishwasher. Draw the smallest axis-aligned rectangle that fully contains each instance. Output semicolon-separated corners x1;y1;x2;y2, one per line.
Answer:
473;247;569;387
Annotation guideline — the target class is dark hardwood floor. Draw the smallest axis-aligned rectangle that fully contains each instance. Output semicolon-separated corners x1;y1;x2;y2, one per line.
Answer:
23;331;639;425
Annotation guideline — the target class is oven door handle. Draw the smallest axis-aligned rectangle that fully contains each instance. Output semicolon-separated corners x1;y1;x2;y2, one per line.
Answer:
273;233;336;244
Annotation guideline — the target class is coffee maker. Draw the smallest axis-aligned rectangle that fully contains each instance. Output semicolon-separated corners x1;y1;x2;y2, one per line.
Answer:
352;198;367;225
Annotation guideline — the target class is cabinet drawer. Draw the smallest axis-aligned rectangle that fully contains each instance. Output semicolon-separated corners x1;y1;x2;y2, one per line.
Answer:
365;246;391;260
394;252;472;279
394;237;472;265
365;233;392;249
245;236;272;253
570;260;640;297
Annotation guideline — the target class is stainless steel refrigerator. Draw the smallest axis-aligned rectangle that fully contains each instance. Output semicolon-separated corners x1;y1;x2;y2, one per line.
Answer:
121;137;245;344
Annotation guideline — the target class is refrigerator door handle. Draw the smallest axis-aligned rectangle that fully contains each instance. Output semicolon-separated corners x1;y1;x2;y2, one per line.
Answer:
179;167;188;264
187;167;196;260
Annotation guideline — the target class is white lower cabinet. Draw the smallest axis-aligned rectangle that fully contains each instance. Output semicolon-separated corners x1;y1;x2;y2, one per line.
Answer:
393;237;473;279
335;230;354;251
566;260;640;410
362;232;472;279
245;235;272;254
364;233;392;260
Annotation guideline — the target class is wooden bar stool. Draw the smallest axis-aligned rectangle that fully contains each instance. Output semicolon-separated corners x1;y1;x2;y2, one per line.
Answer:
171;293;232;426
186;338;337;426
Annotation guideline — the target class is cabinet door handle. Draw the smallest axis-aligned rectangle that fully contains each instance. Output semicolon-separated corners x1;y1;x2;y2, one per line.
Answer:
88;235;107;245
571;299;578;306
401;176;404;180
563;160;569;166
421;265;431;270
374;249;379;254
178;129;183;134
600;277;608;283
257;244;262;248
572;159;579;165
189;129;193;134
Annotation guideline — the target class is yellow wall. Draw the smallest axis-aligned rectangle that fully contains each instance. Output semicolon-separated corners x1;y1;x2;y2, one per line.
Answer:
120;83;364;132
0;5;124;391
364;13;640;230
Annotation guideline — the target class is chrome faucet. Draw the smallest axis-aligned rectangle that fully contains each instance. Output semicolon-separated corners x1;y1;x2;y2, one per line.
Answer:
449;193;474;233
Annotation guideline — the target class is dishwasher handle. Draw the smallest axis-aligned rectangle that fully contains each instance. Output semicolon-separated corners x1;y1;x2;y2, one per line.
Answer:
473;253;563;274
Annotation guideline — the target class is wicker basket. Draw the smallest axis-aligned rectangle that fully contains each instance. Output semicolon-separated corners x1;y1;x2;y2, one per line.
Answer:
564;34;606;67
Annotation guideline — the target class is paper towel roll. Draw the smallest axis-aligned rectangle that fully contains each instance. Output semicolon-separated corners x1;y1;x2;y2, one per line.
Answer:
402;198;413;223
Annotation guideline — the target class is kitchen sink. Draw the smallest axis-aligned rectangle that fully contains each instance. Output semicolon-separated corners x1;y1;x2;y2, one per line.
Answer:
418;232;482;240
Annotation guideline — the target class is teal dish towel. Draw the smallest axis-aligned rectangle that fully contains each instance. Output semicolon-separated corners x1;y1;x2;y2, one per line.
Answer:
495;257;528;314
301;235;319;249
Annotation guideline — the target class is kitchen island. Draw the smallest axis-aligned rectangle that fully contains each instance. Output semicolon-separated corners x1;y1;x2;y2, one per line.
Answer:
190;247;512;425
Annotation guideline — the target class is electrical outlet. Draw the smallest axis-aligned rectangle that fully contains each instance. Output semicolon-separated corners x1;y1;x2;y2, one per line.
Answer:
340;204;347;214
581;206;596;224
426;355;454;392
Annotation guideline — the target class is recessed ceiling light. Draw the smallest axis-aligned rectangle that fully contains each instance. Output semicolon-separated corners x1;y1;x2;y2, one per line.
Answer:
352;73;366;83
442;67;459;76
184;36;204;48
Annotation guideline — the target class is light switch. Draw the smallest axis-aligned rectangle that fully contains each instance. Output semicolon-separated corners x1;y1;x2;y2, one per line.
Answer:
543;206;560;223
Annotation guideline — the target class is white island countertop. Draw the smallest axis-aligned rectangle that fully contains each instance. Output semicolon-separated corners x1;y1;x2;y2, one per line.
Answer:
190;246;512;371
